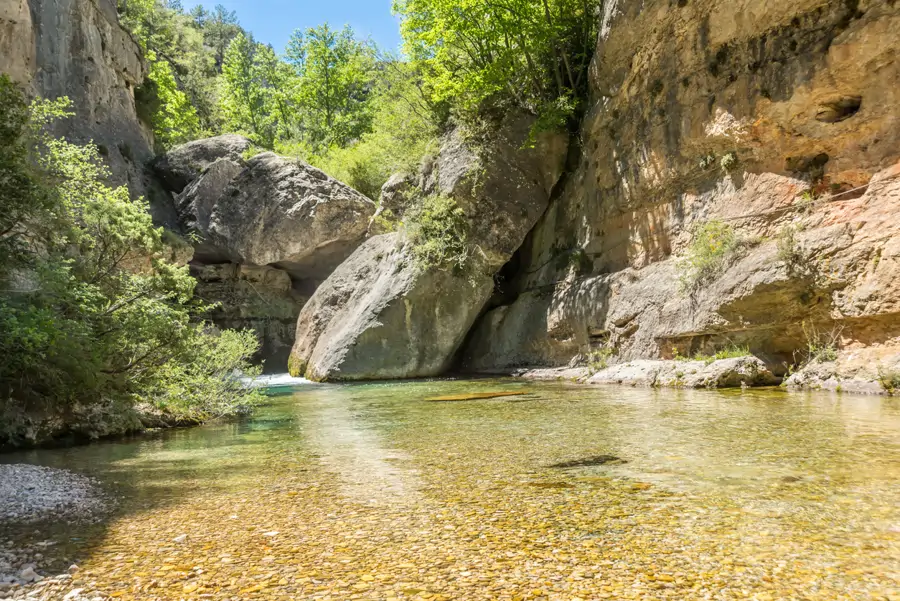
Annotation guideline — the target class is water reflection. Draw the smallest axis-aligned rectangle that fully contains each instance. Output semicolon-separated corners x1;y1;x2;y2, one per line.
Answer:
292;386;422;505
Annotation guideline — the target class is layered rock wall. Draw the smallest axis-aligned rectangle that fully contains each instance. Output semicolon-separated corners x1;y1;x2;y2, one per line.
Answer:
461;0;900;391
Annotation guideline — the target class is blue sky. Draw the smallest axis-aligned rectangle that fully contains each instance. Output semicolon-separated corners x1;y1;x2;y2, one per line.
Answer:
184;0;403;54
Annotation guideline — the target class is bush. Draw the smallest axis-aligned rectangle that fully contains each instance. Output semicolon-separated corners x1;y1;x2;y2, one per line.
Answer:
136;328;264;421
0;77;262;446
587;347;614;372
672;343;751;365
677;220;743;291
776;224;803;270
801;321;841;364
404;194;470;271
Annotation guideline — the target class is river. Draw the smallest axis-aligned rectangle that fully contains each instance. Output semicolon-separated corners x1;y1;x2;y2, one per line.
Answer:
2;378;899;600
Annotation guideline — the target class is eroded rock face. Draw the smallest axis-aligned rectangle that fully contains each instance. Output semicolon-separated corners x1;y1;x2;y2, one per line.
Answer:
462;0;900;392
288;115;568;381
155;139;376;363
289;234;493;381
191;263;306;365
0;0;168;220
586;357;779;389
785;348;900;396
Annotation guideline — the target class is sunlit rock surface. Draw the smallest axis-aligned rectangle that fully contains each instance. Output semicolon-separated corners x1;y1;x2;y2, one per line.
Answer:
462;0;900;393
153;139;376;363
289;114;568;380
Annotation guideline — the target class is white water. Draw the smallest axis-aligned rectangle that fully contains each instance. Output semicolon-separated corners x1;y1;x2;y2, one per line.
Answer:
241;373;313;388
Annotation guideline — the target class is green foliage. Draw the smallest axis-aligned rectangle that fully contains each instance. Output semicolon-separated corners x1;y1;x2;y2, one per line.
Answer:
306;61;439;198
876;365;900;396
712;345;752;360
0;80;261;446
146;52;201;147
120;0;237;144
587;347;614;372
0;75;52;273
286;24;377;151
720;151;739;172
405;194;470;271
219;33;274;147
801;322;841;365
135;328;263;420
394;0;601;126
677;221;743;291
672;343;751;365
776;224;803;270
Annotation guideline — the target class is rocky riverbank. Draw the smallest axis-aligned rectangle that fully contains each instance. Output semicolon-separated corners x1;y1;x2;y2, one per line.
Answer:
0;465;112;600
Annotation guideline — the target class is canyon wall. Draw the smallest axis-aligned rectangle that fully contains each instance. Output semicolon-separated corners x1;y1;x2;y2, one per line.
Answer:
461;0;900;391
0;0;170;221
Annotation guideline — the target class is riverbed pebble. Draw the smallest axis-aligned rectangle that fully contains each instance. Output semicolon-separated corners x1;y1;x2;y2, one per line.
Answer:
0;465;107;524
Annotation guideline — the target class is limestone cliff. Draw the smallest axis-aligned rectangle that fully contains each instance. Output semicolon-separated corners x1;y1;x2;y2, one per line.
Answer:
0;0;167;220
461;0;900;393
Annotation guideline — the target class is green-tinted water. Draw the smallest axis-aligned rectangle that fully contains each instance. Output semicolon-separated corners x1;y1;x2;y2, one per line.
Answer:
3;379;899;600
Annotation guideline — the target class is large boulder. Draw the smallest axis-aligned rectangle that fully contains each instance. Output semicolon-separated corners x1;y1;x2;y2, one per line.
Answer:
152;135;253;194
205;152;376;283
289;233;494;381
154;138;377;362
288;114;568;380
175;158;244;261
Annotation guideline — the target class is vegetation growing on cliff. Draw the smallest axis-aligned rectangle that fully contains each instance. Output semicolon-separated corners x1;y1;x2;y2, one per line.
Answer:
405;194;471;272
0;76;262;447
677;221;744;291
120;0;594;198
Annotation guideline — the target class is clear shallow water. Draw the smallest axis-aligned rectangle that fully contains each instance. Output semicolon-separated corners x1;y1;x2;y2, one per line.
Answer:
2;379;899;599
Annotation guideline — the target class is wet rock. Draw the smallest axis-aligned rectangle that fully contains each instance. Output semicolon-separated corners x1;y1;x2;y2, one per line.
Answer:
548;455;626;469
586;357;779;389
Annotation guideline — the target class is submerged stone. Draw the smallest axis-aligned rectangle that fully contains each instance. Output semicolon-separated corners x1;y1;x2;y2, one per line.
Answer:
424;391;528;402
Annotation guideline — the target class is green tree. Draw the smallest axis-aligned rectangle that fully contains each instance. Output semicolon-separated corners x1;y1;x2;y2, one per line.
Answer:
120;0;247;142
194;4;245;71
311;59;438;198
146;51;201;147
253;43;301;142
219;33;273;146
286;24;376;150
394;0;601;124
